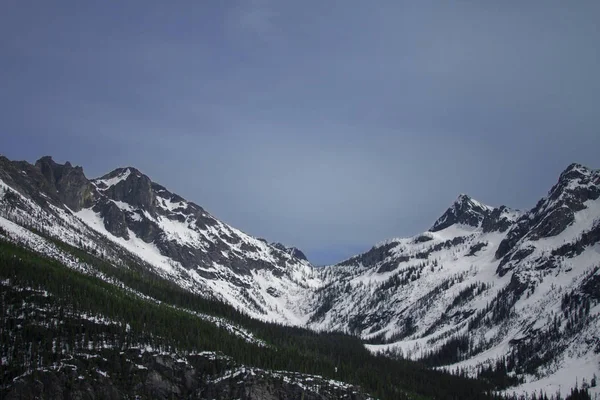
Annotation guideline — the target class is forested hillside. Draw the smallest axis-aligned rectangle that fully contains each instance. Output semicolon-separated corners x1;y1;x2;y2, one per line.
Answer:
1;155;598;399
0;237;497;399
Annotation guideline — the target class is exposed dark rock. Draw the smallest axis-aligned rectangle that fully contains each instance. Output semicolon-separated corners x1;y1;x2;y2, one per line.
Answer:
35;156;97;212
99;168;155;210
528;207;575;239
157;239;201;269
93;201;130;239
497;246;535;277
582;268;600;299
413;234;433;243
547;163;600;210
415;236;469;260
377;260;398;273
272;242;309;261
506;273;529;298
430;194;492;232
496;163;600;260
534;256;559;272
34;156;60;192
193;212;219;230
338;242;397;268
288;247;308;261
219;232;241;244
482;206;515;233
495;219;531;259
467;242;488;256
0;157;55;206
170;213;186;223
134;216;162;243
240;242;259;253
397;255;410;263
552;222;600;258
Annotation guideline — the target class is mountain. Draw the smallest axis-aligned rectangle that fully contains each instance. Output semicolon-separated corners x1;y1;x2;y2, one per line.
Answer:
0;236;440;400
0;155;318;324
1;155;599;398
0;156;495;400
309;163;600;396
430;194;495;232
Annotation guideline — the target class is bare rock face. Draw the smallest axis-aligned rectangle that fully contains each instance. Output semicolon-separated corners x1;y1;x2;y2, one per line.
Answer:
482;205;517;233
98;168;156;211
35;156;96;212
496;246;535;277
528;206;575;240
496;163;600;262
430;194;493;232
94;200;130;239
0;157;57;210
495;219;530;260
272;242;309;261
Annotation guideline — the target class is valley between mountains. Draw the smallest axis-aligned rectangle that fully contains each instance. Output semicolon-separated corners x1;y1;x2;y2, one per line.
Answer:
1;154;599;399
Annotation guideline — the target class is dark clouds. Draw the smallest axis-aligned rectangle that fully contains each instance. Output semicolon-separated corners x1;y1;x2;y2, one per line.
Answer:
1;1;599;264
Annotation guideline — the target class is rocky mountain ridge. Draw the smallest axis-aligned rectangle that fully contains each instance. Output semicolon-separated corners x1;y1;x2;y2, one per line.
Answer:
1;155;599;396
309;163;600;396
0;155;317;324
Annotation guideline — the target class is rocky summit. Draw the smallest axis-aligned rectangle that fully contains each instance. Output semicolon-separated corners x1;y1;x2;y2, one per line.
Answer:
1;154;599;398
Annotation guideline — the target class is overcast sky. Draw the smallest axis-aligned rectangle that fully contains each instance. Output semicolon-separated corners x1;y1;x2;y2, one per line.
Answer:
1;1;599;264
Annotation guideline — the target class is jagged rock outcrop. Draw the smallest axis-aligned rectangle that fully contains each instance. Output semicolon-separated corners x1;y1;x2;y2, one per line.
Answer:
272;242;308;261
496;163;600;270
93;199;130;239
35;156;96;211
0;156;316;321
482;205;518;233
0;156;64;209
430;194;494;232
96;167;156;210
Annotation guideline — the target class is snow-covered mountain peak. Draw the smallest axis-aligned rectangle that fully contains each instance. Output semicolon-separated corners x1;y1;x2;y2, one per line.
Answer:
495;163;600;265
1;155;599;395
547;163;600;209
309;163;600;396
453;193;493;212
429;193;494;232
557;162;596;182
456;193;489;207
93;167;134;189
0;156;318;323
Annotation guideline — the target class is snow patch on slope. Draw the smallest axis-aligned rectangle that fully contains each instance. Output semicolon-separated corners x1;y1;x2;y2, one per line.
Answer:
76;208;179;274
94;168;131;189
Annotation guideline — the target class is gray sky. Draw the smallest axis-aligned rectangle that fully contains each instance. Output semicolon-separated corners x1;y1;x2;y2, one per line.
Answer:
1;1;599;264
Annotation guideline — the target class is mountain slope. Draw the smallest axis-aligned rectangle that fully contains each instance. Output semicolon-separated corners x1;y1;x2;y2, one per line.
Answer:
0;155;319;324
309;165;600;396
0;221;498;400
1;155;599;397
